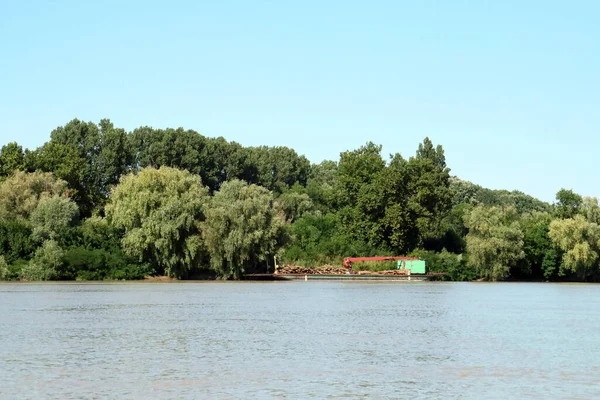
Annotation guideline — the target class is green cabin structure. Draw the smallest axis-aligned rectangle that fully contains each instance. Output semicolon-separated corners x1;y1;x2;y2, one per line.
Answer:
398;259;427;274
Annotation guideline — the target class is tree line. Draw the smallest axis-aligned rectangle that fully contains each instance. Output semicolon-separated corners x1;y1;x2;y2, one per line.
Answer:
0;118;597;281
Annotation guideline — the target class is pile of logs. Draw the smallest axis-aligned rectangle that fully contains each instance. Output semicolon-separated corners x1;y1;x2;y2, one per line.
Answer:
276;265;410;276
358;269;409;276
276;265;348;275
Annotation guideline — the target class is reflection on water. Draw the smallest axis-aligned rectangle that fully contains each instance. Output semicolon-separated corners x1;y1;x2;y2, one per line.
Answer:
1;282;600;399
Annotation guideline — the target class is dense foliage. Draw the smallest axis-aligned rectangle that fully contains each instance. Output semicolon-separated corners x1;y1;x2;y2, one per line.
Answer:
0;118;597;281
203;180;286;279
106;166;210;279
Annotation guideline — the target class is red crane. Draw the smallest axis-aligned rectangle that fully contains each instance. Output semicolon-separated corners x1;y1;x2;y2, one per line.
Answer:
343;256;420;270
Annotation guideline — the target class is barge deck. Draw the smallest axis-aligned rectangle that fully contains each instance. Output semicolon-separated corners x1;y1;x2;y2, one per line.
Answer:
243;273;445;281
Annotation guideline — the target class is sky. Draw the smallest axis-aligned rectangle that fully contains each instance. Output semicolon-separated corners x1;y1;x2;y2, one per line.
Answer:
0;0;599;202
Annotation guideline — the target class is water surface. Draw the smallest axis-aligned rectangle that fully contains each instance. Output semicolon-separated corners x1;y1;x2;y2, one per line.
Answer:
1;281;599;399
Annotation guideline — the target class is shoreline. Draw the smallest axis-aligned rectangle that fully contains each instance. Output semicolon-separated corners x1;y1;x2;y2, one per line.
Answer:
1;279;598;285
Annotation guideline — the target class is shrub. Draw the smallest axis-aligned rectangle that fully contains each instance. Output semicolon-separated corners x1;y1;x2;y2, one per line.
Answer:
0;219;35;264
62;247;153;280
409;249;479;281
20;240;64;281
61;216;123;252
6;259;28;280
20;262;56;281
0;255;8;280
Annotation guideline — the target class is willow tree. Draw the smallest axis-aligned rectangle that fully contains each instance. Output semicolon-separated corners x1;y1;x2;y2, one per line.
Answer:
106;166;210;279
549;214;600;280
0;170;68;220
464;205;524;281
580;197;600;225
30;196;79;242
203;179;287;279
275;190;314;223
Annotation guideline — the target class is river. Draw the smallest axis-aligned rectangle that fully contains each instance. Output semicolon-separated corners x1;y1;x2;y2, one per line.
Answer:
1;281;599;399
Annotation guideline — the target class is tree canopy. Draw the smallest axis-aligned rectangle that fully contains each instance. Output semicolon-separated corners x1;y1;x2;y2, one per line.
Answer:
549;214;600;280
0;170;68;220
203;180;286;279
106;166;210;279
0;142;26;179
5;117;600;283
464;205;525;281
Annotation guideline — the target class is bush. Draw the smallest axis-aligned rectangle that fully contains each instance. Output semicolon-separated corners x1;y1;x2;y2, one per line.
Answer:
109;263;154;280
351;260;398;272
19;240;64;281
282;213;390;267
61;216;123;252
62;247;153;280
0;255;8;280
20;262;57;281
61;247;106;280
409;249;479;281
0;219;35;264
6;259;28;280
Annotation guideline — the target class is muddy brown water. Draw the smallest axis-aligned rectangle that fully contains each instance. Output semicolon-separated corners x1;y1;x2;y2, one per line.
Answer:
1;281;599;399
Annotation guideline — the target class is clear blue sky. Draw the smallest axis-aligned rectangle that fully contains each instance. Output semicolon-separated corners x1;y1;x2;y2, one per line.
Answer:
1;0;598;202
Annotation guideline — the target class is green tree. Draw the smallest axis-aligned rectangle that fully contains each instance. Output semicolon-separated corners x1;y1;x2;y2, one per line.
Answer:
63;216;122;252
435;203;471;254
276;189;315;223
203;138;252;190
450;177;481;206
405;137;452;247
32;142;87;206
30;197;79;242
129;127;251;192
333;139;452;254
336;142;388;248
374;154;416;253
0;170;68;220
580;197;600;224
549;215;600;280
306;160;338;213
129;126;206;176
106;166;210;278
0;219;35;264
555;189;582;219
47;119;100;213
336;142;385;206
203;179;287;279
96;119;131;197
519;212;561;279
464;205;525;281
284;214;341;265
450;178;551;214
283;212;385;266
46;118;131;215
0;142;26;179
246;146;311;193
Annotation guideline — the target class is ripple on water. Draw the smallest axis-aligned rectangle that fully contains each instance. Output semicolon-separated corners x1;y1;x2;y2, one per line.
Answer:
1;282;600;399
